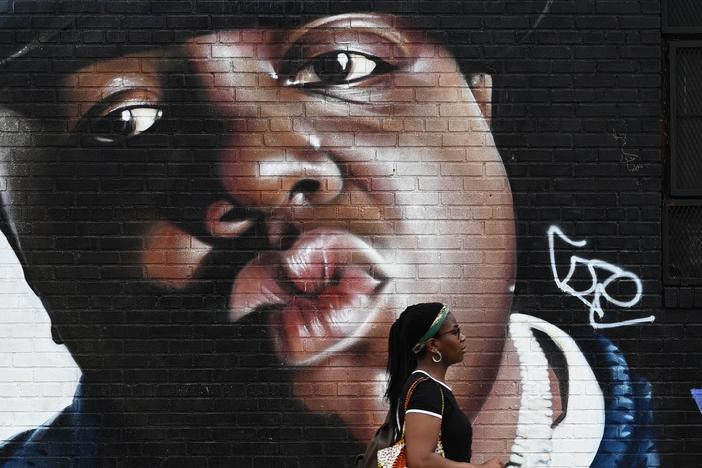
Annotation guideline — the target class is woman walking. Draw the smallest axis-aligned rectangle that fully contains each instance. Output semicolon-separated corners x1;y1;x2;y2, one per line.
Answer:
385;303;506;468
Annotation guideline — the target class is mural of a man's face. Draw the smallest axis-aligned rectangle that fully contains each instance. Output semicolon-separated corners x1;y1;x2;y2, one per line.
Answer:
0;12;515;440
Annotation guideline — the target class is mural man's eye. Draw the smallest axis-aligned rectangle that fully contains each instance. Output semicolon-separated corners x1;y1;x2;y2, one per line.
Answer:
92;106;163;144
292;51;395;86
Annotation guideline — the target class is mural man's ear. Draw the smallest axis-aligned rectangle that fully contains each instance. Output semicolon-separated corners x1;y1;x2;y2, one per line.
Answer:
470;73;493;125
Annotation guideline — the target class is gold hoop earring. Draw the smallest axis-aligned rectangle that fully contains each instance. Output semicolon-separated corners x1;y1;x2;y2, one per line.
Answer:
432;351;442;363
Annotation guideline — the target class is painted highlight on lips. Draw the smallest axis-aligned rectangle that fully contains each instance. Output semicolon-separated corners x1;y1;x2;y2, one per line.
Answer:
229;229;391;366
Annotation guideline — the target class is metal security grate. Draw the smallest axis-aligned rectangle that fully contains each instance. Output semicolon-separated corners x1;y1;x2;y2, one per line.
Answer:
664;0;702;33
674;119;702;191
676;47;702;115
664;203;702;284
670;43;702;196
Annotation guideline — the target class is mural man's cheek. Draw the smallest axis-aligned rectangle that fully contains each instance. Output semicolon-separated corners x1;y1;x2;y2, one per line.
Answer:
284;128;517;434
292;355;390;441
142;222;212;289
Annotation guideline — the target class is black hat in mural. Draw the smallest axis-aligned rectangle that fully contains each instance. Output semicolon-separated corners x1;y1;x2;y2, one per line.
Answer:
0;0;556;64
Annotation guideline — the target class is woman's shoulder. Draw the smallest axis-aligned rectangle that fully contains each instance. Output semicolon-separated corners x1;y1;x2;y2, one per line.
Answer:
400;371;434;394
404;374;445;417
399;372;438;401
407;371;451;393
405;372;449;402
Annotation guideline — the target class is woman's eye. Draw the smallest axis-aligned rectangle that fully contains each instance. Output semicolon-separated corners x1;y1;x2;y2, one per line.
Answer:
291;51;394;86
91;106;163;144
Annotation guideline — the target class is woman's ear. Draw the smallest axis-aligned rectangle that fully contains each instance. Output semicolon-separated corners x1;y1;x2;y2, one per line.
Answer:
470;73;493;125
427;338;440;354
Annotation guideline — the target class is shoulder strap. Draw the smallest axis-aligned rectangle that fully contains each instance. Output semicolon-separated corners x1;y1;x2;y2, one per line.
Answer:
398;376;429;436
403;376;429;412
439;386;444;415
399;377;447;451
436;387;445;454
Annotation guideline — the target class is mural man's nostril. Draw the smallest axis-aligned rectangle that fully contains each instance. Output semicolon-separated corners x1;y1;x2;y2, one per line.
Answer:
290;179;321;201
220;206;249;223
279;224;301;251
206;200;254;238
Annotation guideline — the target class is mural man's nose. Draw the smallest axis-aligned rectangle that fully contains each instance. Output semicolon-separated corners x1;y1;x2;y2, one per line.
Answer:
211;70;343;248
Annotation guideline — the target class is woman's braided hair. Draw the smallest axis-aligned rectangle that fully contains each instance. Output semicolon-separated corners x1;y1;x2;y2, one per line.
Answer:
385;302;445;431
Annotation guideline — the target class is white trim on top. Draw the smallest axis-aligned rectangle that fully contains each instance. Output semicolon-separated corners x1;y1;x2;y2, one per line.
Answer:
406;409;442;419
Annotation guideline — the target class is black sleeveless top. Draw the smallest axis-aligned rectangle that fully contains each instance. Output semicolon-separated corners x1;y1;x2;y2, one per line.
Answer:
396;370;472;462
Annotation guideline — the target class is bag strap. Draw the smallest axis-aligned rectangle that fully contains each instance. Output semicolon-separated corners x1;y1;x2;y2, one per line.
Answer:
437;386;444;440
439;386;444;415
403;376;429;413
400;378;446;445
398;376;429;436
403;377;445;416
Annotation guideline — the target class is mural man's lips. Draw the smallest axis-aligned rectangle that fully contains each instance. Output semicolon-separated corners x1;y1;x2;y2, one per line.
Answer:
229;229;390;365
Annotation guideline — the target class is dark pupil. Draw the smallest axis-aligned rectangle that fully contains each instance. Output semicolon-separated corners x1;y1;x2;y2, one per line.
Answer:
90;111;134;136
314;52;352;83
110;111;134;135
85;112;130;138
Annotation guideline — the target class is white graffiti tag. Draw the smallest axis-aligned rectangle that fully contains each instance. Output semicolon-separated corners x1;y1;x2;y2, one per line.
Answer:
547;226;655;329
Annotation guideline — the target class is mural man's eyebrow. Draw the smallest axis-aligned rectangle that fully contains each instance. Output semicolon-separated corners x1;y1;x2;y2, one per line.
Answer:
0;13;74;66
529;0;556;31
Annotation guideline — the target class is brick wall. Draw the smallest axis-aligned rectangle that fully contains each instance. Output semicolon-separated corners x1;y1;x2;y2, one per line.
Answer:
0;1;695;467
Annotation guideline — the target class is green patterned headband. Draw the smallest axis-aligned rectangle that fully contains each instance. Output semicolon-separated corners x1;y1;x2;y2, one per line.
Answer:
411;305;450;354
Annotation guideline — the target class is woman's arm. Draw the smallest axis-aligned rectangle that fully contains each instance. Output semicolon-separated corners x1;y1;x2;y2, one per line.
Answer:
404;413;505;468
